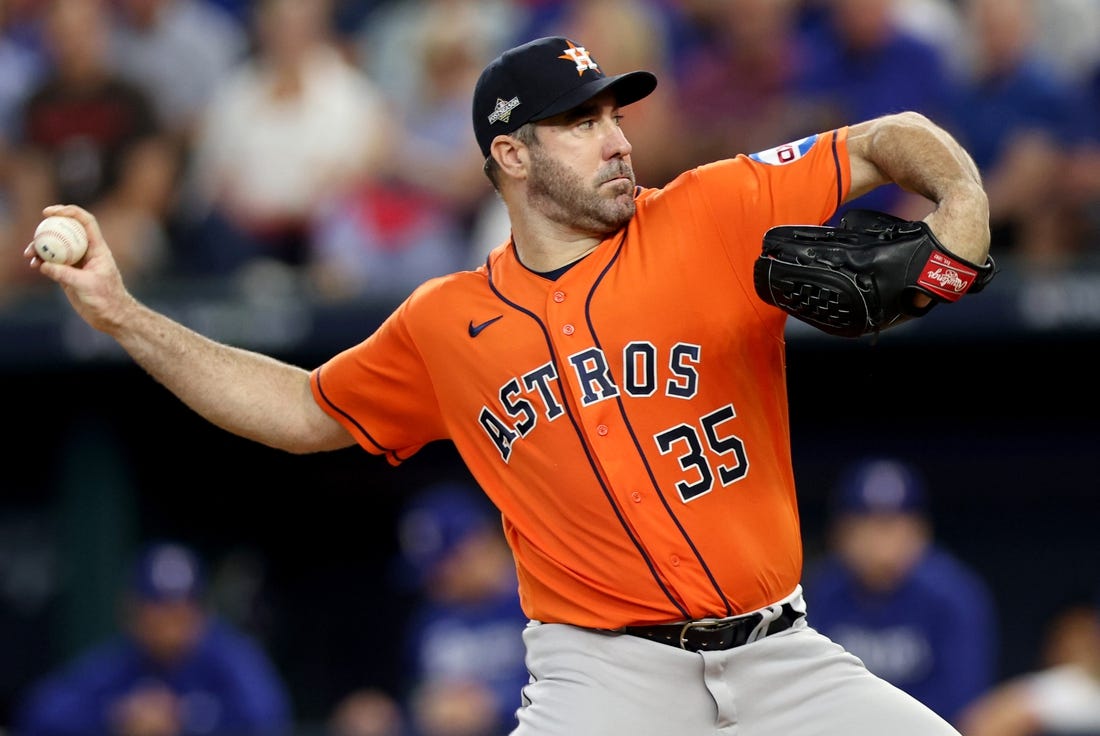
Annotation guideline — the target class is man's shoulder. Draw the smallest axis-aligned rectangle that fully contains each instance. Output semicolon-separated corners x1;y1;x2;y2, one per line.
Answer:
801;556;857;598
404;267;489;307
202;618;267;649
633;158;753;219
911;547;994;606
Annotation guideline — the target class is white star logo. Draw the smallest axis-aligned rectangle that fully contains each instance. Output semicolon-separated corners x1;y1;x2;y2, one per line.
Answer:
558;41;599;76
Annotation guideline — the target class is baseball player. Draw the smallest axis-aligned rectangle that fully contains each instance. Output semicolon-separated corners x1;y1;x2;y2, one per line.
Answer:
27;36;991;736
802;458;998;726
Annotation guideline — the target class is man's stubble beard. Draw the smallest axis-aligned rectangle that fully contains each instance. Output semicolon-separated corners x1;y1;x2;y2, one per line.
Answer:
526;145;637;237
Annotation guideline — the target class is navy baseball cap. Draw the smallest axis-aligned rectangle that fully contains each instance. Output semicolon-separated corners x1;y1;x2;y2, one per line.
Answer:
130;542;205;602
472;36;658;158
833;458;927;515
397;482;496;582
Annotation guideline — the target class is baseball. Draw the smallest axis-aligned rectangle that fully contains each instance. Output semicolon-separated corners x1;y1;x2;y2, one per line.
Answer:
33;215;88;265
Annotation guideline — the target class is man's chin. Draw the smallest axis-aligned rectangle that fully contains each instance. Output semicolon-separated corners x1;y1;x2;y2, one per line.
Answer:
610;200;636;227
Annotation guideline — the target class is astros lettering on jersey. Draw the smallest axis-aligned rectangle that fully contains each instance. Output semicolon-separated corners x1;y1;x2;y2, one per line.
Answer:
311;128;852;630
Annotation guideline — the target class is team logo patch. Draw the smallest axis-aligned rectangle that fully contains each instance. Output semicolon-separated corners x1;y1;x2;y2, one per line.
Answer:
749;134;818;166
488;96;521;125
558;41;600;76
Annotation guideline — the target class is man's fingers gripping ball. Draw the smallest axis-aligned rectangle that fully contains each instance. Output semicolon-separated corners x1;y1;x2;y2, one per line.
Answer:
33;215;89;266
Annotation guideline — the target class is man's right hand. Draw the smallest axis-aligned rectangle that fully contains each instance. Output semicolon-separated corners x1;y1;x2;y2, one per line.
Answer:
24;203;138;337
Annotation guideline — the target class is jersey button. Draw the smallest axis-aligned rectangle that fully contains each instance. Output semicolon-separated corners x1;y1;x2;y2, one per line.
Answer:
562;324;575;335
631;491;642;503
553;290;566;303
597;424;608;436
670;555;681;567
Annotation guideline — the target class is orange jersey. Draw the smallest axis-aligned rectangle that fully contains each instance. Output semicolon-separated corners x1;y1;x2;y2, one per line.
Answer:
311;128;851;629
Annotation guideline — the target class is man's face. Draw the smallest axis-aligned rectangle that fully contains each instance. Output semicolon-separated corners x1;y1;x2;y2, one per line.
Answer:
127;598;205;665
524;92;638;237
833;513;930;592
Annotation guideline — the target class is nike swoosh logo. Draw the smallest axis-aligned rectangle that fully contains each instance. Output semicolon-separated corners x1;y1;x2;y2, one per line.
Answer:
468;315;503;338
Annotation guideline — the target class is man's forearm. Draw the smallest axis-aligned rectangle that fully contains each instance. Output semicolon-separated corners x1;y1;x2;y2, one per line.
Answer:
848;112;991;264
111;300;347;453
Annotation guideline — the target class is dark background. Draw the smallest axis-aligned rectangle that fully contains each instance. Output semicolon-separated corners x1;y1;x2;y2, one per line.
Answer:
1;264;1098;731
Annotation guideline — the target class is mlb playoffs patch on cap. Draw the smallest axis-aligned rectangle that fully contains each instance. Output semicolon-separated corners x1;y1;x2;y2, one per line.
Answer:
472;36;657;157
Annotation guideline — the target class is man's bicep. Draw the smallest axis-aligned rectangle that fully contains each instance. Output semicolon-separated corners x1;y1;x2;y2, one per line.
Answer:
309;403;359;451
304;369;360;451
844;119;890;203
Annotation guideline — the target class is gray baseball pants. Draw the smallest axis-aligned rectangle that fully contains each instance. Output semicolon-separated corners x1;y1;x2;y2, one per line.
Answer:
511;593;959;735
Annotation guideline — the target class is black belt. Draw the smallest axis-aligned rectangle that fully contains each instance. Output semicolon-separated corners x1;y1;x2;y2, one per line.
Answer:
620;602;804;652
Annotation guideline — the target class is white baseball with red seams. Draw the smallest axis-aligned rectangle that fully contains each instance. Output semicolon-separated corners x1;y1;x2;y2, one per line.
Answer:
33;215;88;265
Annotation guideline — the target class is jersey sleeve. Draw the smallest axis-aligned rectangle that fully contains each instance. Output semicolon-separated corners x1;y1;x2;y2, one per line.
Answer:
695;127;851;264
310;290;447;465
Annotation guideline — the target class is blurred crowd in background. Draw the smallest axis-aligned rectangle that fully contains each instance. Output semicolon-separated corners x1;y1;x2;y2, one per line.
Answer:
5;458;1099;736
2;0;1100;309
3;0;1100;735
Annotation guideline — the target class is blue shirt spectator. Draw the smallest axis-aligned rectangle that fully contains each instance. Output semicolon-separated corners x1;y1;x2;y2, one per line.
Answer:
945;0;1090;264
803;458;998;727
328;482;528;736
12;542;293;736
796;0;955;219
395;483;528;736
948;49;1084;176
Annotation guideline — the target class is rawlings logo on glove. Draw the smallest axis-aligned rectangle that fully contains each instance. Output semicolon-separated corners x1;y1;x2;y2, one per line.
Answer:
919;251;981;299
753;209;996;338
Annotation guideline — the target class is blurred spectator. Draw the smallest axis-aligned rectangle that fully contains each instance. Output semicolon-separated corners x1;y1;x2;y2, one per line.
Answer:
181;0;389;280
0;0;46;295
1033;0;1100;86
802;457;998;727
796;0;956;220
351;0;521;111
308;0;496;301
328;482;528;736
0;0;44;142
106;0;249;259
12;541;293;736
893;0;969;78
947;0;1089;268
198;0;248;28
0;0;45;52
108;0;249;146
958;600;1100;736
669;0;827;174
2;0;176;293
1063;58;1100;259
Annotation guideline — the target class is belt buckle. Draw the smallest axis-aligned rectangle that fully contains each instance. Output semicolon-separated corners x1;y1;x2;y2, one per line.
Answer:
677;617;736;650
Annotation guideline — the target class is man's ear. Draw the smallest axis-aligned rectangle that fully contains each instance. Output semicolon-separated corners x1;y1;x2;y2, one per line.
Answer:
491;135;528;180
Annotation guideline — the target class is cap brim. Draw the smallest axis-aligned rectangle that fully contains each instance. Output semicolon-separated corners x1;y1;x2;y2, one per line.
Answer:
531;70;658;123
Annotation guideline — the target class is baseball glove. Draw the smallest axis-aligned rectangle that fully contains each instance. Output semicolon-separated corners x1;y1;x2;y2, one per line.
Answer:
753;209;996;338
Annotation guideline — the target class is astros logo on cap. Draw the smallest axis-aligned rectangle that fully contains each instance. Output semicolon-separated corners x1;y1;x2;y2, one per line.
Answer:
558;41;599;75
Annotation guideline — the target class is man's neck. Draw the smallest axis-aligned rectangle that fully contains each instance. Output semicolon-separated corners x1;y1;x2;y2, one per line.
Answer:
509;216;608;273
